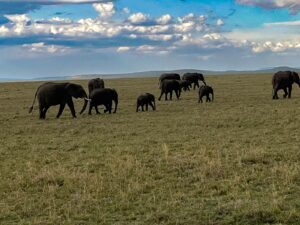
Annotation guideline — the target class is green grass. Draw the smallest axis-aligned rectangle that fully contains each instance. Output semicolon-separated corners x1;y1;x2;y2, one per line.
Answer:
1;74;300;225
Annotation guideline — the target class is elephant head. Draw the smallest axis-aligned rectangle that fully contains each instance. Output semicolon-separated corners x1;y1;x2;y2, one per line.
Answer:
65;83;88;114
292;72;300;87
197;73;206;85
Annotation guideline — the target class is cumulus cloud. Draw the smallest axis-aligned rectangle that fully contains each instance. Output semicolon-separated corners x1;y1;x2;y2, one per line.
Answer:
156;14;172;25
128;13;148;24
93;2;115;18
251;41;300;53
236;0;300;14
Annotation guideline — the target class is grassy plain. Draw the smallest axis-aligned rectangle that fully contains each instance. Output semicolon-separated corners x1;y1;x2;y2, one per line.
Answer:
0;74;300;225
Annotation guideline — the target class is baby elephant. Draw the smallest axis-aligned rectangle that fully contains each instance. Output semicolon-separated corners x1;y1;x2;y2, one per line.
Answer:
86;88;118;115
136;93;156;112
179;80;192;92
198;85;214;103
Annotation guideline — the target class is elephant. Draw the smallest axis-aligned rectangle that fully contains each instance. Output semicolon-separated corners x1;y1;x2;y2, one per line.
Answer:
88;78;105;97
85;88;118;115
158;79;181;101
198;85;214;103
179;80;192;91
29;82;88;119
159;73;181;88
182;73;206;90
272;71;300;99
136;93;156;112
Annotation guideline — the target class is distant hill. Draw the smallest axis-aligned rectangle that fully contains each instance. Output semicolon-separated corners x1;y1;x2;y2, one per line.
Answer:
66;66;300;80
1;66;299;82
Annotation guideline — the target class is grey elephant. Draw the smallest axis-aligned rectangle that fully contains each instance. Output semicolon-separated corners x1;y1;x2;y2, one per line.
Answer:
158;79;181;101
179;80;192;91
85;88;118;115
88;78;105;97
29;82;88;119
136;93;156;112
272;71;300;99
182;73;206;90
198;85;214;103
159;73;181;88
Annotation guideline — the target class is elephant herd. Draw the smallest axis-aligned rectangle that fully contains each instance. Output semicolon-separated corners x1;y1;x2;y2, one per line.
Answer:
28;70;299;119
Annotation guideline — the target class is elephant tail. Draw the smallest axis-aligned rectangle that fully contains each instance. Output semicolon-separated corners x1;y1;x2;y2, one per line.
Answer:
28;87;40;113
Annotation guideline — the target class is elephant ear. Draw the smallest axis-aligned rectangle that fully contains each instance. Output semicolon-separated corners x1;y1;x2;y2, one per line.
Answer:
65;83;78;98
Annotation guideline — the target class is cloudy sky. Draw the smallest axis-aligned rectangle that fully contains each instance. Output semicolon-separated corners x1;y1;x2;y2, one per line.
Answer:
0;0;300;78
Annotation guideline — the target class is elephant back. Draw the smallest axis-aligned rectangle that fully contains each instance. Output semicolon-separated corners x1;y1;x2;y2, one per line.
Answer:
88;78;105;95
159;73;180;82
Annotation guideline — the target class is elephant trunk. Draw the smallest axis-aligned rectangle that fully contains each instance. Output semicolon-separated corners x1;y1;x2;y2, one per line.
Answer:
202;79;207;86
153;100;156;110
113;98;118;113
80;93;89;114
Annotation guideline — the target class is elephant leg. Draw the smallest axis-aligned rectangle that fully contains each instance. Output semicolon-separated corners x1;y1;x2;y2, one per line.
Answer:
158;91;164;101
207;95;211;102
39;105;44;119
273;86;279;99
142;105;144;111
165;92;168;101
288;85;292;98
67;100;76;118
283;88;288;98
42;106;49;119
146;103;149;111
95;105;100;114
136;104;139;112
199;96;203;103
106;103;112;114
170;91;173;100
195;81;199;89
176;90;180;99
149;102;155;111
56;103;66;118
88;103;93;115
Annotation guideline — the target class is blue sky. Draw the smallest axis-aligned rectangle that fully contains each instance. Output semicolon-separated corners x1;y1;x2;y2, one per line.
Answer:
0;0;300;78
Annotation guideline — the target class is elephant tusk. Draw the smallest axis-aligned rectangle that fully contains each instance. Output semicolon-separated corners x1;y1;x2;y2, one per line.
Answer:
84;98;92;102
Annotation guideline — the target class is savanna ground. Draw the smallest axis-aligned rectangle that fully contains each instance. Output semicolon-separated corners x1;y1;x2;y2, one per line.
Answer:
0;74;300;225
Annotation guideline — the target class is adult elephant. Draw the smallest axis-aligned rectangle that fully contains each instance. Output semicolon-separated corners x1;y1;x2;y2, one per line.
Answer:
158;80;181;101
88;78;105;97
159;73;180;88
182;73;206;90
85;88;118;115
136;93;156;112
29;82;88;119
272;71;300;99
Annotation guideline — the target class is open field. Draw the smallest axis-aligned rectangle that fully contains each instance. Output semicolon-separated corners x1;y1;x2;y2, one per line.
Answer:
1;74;300;225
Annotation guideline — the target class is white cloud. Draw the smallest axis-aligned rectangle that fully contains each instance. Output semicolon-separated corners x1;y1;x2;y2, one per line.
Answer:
117;46;130;52
0;0;106;3
156;14;172;25
216;19;224;26
251;41;300;53
0;25;9;34
128;13;148;24
22;42;70;54
236;0;300;14
123;7;130;14
264;20;300;26
93;2;115;18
